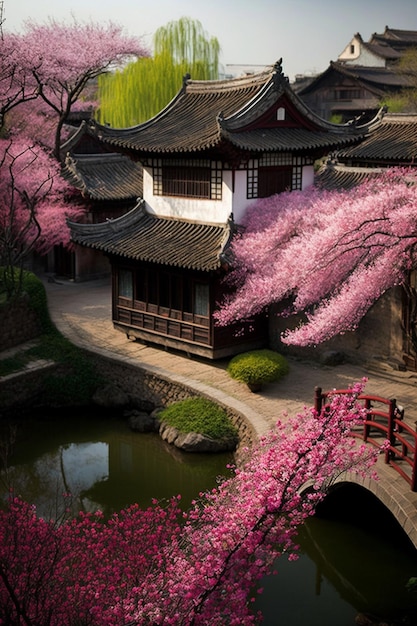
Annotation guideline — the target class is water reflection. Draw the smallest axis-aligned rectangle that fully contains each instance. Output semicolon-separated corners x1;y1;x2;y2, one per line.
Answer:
0;411;233;518
256;493;417;625
2;413;417;624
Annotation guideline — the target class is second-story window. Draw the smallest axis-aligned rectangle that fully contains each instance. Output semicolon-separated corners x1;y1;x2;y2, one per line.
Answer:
153;159;222;199
247;153;293;198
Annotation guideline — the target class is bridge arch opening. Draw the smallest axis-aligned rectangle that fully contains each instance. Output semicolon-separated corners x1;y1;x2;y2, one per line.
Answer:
316;482;416;552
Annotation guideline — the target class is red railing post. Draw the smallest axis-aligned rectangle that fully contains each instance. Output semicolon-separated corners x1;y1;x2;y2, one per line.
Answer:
363;397;372;442
314;387;323;414
411;457;417;492
384;399;396;464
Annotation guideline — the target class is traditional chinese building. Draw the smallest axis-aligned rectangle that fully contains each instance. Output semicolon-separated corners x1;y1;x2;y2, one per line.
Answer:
298;27;416;122
59;123;143;280
69;61;377;359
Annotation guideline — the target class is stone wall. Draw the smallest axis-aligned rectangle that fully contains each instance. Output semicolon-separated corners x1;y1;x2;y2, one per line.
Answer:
0;350;257;451
0;362;66;413
269;287;405;368
0;295;42;351
90;352;257;450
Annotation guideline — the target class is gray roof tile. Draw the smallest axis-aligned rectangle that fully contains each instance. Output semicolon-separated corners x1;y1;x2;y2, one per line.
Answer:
62;153;143;201
69;202;234;271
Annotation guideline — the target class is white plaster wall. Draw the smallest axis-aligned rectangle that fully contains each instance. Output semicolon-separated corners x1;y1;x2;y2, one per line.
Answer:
143;167;232;224
230;170;253;225
143;164;316;227
338;36;385;67
345;48;385;67
338;37;362;63
302;165;314;190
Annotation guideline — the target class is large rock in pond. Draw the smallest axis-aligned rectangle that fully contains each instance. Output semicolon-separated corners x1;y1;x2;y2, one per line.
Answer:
159;422;237;453
92;383;129;409
126;409;159;433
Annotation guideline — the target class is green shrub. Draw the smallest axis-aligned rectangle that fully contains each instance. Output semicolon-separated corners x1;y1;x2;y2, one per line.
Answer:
159;397;238;440
0;268;54;333
227;349;289;387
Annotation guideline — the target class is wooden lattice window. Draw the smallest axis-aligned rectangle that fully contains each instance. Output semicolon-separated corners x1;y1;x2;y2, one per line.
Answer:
247;153;293;199
153;159;222;199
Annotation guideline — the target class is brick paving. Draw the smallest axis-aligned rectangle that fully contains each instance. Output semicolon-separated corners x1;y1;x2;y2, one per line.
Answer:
42;276;417;544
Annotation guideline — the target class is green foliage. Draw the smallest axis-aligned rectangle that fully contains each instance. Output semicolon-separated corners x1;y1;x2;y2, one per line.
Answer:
23;332;103;405
406;577;417;594
97;17;220;127
227;349;289;386
159;397;237;440
380;94;412;113
0;268;53;332
0;269;104;404
329;114;343;124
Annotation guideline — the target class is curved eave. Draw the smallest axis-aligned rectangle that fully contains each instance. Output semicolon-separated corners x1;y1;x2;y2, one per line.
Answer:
69;203;233;272
62;154;143;201
87;65;294;154
221;70;376;135
338;116;417;161
221;127;367;152
315;164;384;190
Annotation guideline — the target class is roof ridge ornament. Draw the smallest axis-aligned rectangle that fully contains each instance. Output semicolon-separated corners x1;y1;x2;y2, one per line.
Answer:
272;58;289;86
182;73;191;92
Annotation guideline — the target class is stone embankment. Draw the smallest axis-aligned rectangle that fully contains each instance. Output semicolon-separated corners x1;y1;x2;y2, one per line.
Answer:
0;348;257;454
90;352;257;452
0;295;42;351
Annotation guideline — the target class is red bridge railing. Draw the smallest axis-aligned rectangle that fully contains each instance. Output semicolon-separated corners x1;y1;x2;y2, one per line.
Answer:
314;386;417;492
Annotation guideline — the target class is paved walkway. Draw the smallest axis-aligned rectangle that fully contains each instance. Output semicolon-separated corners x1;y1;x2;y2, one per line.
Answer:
42;276;417;542
42;276;417;431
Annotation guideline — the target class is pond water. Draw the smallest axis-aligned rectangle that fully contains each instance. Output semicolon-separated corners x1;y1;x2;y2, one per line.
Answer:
0;409;234;517
1;410;417;625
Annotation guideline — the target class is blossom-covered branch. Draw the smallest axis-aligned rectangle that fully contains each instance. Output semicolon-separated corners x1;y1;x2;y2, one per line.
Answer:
215;169;417;346
0;381;383;624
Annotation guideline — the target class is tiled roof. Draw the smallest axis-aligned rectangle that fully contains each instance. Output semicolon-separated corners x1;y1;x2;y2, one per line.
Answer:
221;127;366;151
338;114;417;161
299;62;412;96
374;28;417;45
333;63;412;89
89;62;371;155
62;153;143;201
69;202;234;272
362;41;402;61
315;163;383;190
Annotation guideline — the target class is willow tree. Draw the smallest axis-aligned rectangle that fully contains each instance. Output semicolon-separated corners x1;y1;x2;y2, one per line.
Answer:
381;48;417;113
97;17;220;127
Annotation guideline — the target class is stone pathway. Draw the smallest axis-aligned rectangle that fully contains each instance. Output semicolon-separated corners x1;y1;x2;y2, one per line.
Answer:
42;276;417;431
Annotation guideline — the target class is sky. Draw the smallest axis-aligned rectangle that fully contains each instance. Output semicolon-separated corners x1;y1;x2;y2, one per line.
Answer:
6;0;417;80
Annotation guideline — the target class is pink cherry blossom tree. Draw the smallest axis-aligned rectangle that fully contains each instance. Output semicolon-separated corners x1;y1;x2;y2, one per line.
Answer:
17;18;148;158
215;169;417;348
0;18;148;296
0;32;38;131
0;136;83;297
0;381;382;625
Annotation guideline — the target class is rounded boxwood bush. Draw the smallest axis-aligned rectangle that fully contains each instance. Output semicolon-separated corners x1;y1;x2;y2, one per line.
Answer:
159;397;238;440
227;349;289;388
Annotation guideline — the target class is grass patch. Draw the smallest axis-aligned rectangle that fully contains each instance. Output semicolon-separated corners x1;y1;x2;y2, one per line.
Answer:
0;270;105;405
0;354;30;377
159;397;238;440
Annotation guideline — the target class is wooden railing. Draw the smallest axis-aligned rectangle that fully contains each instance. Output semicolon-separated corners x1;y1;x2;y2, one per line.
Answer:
314;386;417;492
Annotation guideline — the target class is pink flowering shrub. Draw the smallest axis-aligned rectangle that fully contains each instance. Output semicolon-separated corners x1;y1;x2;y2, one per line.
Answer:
0;381;382;625
215;169;417;346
